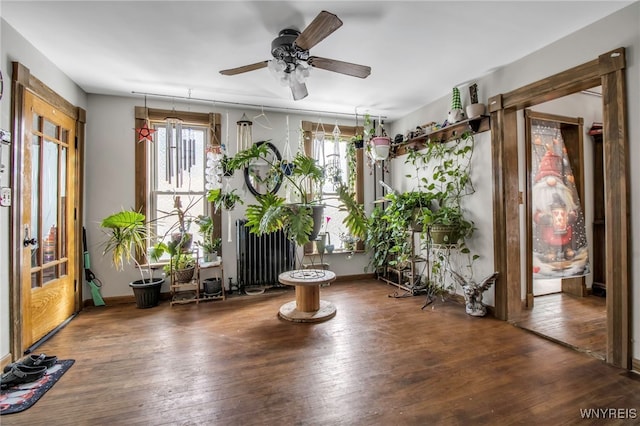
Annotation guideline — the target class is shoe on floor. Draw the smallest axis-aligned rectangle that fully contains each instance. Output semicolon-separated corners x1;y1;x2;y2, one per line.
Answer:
3;353;58;373
0;364;47;390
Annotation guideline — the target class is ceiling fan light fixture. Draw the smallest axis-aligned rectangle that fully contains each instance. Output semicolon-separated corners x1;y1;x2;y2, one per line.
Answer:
290;80;308;101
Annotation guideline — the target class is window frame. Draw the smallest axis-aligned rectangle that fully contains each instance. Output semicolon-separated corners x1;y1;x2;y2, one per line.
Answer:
301;120;364;254
134;107;222;258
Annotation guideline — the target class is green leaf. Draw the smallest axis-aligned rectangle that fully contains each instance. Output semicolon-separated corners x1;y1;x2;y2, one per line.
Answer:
284;206;314;246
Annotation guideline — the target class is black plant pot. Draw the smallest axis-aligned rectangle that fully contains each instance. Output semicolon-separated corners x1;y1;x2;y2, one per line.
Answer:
129;277;165;309
203;278;222;296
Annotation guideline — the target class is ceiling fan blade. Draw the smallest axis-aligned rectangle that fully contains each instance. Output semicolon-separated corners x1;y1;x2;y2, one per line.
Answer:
308;56;371;79
294;11;343;51
220;61;269;76
291;82;308;101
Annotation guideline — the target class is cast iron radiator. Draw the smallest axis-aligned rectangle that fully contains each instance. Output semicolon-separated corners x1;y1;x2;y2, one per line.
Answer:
236;219;295;290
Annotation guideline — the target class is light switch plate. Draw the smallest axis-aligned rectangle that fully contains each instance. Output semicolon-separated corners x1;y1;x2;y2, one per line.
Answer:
0;187;11;207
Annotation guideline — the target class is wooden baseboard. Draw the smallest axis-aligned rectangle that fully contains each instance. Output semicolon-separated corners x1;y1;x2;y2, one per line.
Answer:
334;273;376;282
82;276;376;307
83;292;173;308
632;358;640;373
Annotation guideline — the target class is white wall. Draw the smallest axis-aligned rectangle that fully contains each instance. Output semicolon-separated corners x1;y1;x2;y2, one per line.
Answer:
0;18;88;360
85;94;374;299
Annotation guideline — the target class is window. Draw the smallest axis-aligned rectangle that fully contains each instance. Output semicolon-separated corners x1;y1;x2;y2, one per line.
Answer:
150;123;208;249
134;107;222;258
302;121;364;253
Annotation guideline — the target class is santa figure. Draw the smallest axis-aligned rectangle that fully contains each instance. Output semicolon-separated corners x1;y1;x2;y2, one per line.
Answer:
532;149;578;263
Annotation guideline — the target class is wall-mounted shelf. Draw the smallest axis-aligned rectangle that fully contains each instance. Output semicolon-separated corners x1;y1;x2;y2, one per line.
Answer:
394;115;491;156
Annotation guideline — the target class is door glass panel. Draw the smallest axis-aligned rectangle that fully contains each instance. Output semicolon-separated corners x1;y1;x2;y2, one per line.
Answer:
31;271;39;289
30;135;41;269
60;147;67;260
44;119;57;139
33;113;41;131
42;140;58;264
42;265;58;284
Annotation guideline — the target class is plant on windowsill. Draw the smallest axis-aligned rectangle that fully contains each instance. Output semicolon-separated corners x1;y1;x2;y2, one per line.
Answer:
194;215;221;262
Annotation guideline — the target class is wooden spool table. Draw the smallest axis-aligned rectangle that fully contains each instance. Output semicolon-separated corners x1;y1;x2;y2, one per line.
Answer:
278;269;337;323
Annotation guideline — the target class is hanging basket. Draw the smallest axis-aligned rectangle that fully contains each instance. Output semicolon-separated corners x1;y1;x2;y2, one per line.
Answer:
370;136;391;161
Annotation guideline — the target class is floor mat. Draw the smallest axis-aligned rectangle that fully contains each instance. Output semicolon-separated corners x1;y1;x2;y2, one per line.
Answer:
0;359;75;415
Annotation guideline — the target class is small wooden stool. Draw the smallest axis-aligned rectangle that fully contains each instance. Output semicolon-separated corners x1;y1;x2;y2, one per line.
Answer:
278;269;336;323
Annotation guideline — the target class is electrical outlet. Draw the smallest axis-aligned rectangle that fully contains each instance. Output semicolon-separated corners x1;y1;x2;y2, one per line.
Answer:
0;187;11;207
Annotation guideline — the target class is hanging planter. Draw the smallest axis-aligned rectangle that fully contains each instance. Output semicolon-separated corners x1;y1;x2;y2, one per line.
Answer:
370;136;391;161
353;136;364;149
281;162;295;176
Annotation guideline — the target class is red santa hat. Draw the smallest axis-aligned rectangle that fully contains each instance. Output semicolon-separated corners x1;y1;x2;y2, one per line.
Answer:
535;150;563;182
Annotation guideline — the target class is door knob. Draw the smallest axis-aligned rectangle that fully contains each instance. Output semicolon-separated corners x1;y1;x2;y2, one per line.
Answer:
23;226;37;247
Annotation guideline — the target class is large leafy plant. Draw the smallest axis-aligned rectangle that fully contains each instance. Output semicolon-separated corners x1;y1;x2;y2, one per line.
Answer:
100;209;156;282
216;143;367;247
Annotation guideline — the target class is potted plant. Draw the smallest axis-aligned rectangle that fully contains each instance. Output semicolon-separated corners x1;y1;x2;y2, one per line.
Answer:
194;215;221;262
465;82;486;119
364;113;391;163
208;187;242;213
162;251;196;283
364;188;436;270
100;209;165;308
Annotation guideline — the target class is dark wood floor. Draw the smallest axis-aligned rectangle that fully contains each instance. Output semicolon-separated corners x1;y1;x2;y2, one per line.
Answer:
3;279;639;425
513;293;607;360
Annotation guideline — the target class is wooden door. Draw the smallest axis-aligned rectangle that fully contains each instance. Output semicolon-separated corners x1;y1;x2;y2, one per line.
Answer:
20;91;78;350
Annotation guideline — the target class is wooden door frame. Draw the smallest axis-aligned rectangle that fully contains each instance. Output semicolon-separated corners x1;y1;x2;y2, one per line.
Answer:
9;62;86;358
489;48;630;368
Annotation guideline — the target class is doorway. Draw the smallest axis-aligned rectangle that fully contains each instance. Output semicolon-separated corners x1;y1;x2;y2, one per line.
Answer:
489;48;630;368
516;106;606;359
10;62;85;356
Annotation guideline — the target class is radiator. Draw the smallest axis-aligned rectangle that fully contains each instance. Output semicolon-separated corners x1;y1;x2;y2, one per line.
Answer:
236;219;295;290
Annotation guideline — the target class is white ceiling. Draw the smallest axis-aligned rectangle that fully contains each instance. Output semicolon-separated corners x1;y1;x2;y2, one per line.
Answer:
1;1;633;120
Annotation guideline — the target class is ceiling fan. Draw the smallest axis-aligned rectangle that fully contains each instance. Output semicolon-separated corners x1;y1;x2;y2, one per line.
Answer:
219;10;371;101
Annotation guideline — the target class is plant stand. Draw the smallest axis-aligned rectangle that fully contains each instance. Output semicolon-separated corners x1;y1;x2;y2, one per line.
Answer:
170;251;225;306
170;250;200;306
377;230;427;297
